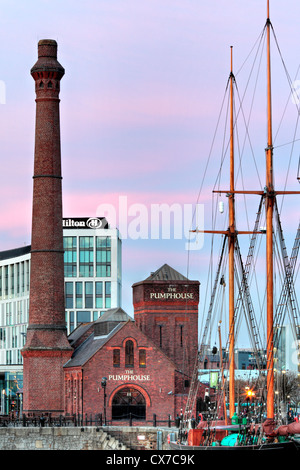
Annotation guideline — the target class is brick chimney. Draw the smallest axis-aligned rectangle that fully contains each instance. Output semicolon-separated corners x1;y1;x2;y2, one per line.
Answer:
22;40;73;415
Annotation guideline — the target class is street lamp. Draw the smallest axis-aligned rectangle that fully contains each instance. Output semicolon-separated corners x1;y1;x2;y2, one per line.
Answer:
101;377;107;425
245;388;255;416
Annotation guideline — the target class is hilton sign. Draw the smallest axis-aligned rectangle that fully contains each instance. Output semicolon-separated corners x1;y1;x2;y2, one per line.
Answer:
62;217;108;229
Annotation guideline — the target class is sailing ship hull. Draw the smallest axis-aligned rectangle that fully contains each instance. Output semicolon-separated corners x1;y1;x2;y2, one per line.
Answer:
169;439;300;451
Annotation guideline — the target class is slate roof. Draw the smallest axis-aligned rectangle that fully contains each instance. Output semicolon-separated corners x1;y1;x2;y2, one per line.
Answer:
64;321;128;368
65;308;133;368
94;307;131;324
144;264;189;281
67;322;94;348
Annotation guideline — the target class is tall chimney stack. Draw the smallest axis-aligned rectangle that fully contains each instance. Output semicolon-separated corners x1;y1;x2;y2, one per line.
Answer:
22;40;72;415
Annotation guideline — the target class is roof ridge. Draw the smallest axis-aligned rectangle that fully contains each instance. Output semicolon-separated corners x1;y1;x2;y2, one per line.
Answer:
144;263;188;281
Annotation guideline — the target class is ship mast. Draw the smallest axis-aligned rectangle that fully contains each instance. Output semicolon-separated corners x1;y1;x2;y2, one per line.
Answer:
228;46;236;419
265;0;275;420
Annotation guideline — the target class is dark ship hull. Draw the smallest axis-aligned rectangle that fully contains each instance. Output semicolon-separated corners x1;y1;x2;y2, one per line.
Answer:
169;439;300;451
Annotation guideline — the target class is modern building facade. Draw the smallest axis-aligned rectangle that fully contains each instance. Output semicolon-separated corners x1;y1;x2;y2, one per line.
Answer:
0;217;121;414
0;246;30;415
62;217;122;334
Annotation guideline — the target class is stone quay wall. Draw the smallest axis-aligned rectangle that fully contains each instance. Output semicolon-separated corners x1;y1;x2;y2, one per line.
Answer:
0;427;127;451
0;426;177;450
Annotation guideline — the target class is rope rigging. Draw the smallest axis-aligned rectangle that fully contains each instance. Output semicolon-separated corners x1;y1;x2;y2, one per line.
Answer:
183;7;300;430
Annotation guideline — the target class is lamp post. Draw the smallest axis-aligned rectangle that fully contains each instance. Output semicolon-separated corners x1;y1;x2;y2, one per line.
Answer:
101;377;107;425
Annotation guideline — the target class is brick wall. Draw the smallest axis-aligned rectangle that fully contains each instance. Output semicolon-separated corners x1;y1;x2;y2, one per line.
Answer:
133;280;199;379
64;321;177;422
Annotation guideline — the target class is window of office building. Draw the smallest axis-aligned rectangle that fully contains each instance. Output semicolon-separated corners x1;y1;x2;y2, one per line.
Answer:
17;350;22;365
79;237;94;277
16;301;22;324
95;282;103;308
6;350;12;365
76;282;83;308
96;237;111;277
65;282;74;309
93;311;99;321
6;303;12;326
64;237;77;277
4;266;8;297
21;262;24;294
85;282;93;308
10;266;14;297
0;328;6;349
77;311;90;324
12;327;17;348
26;261;30;292
69;311;74;333
16;263;20;296
105;282;111;308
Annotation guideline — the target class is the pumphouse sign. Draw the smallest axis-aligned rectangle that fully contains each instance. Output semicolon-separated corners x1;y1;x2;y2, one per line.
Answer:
145;284;197;302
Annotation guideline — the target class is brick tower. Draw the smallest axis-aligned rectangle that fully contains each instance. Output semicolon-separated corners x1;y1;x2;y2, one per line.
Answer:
132;264;199;380
22;40;73;415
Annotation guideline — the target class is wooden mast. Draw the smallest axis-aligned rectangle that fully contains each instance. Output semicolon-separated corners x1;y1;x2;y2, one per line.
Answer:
228;46;236;419
266;0;275;420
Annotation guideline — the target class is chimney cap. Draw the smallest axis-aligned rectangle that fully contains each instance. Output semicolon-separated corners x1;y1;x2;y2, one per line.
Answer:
38;39;57;46
31;39;64;78
37;39;58;59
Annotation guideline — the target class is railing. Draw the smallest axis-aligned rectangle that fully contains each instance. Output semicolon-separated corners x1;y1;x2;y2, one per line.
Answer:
0;412;179;428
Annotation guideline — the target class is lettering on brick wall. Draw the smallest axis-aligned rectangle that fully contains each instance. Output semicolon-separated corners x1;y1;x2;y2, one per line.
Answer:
147;285;195;301
149;292;194;300
108;370;150;381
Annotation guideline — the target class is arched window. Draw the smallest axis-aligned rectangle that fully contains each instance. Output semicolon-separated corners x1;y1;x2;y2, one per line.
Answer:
112;387;146;420
125;340;134;367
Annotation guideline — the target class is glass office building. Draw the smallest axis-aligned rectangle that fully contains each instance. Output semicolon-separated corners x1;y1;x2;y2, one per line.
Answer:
0;217;122;414
62;218;122;333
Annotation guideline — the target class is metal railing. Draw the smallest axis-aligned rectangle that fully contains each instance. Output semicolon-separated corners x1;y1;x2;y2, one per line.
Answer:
0;412;179;428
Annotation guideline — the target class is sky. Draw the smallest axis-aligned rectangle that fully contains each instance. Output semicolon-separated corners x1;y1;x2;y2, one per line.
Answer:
1;0;300;349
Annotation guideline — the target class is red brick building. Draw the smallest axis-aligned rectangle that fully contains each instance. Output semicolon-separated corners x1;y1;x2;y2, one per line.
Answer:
64;308;176;423
63;265;201;424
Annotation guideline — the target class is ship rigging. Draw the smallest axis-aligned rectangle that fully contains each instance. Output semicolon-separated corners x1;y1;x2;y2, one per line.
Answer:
170;0;300;451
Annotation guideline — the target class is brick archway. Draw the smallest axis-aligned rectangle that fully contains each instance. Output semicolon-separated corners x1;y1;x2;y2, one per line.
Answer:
110;385;149;421
109;383;151;408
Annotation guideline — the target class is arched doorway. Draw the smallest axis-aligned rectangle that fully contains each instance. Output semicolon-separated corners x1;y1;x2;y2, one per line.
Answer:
112;387;146;420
